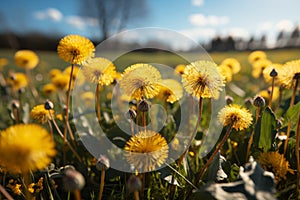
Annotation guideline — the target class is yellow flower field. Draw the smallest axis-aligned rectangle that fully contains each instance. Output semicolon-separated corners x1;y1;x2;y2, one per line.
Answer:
0;36;299;200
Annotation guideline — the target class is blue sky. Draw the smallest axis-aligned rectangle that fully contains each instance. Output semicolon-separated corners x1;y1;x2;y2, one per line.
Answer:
1;0;300;48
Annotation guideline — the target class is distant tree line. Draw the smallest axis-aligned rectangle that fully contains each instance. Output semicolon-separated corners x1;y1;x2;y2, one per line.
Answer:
0;32;60;51
0;25;299;52
202;25;300;52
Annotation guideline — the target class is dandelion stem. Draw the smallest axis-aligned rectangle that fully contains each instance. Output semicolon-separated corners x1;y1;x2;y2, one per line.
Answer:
283;78;298;155
22;172;31;200
98;170;105;200
177;97;203;166
12;106;20;124
165;163;198;190
195;123;233;185
269;76;275;107
136;100;140;131
63;63;75;163
96;83;101;124
49;111;81;161
283;120;292;156
295;114;300;199
246;107;261;161
0;184;14;200
47;119;54;141
290;78;298;108
140;173;145;200
25;69;39;99
142;112;146;131
73;189;81;200
275;86;283;113
130;120;135;135
133;191;140;200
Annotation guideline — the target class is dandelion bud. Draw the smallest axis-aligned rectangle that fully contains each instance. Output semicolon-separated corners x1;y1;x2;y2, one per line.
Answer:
96;155;110;171
44;100;54;110
63;105;69;115
11;100;20;109
244;97;253;108
294;72;300;80
125;108;137;120
231;141;238;149
10;74;16;81
269;68;278;77
18;87;25;94
225;95;234;105
127;175;141;192
63;168;85;191
276;120;283;129
138;99;150;112
253;95;265;107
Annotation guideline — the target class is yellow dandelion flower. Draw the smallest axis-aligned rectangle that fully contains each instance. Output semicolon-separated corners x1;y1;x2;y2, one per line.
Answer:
251;59;272;78
182;60;225;99
158;79;183;103
30;104;54;124
218;104;253;131
124;130;169;172
7;182;22;195
28;177;44;193
0;124;56;173
174;64;186;75
42;83;57;95
259;86;280;101
189;151;195;157
278;59;300;89
7;72;28;91
120;63;162;100
0;58;8;71
221;58;241;74
49;69;61;79
36;177;44;193
115;72;122;81
14;50;39;69
56;114;63;121
248;50;267;64
262;63;283;83
258;151;294;183
122;62;147;75
28;183;35;193
81;91;95;107
51;73;69;90
218;64;233;82
82;57;116;86
57;34;95;65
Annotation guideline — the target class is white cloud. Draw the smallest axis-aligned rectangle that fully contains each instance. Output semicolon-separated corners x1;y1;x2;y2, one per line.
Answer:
189;14;230;26
34;8;63;22
257;21;274;32
180;28;216;42
65;16;99;30
225;27;250;39
191;0;204;6
275;19;294;32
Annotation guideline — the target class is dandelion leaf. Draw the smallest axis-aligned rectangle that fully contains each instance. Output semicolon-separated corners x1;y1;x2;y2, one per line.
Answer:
285;101;300;131
204;151;228;182
257;107;277;151
191;157;276;200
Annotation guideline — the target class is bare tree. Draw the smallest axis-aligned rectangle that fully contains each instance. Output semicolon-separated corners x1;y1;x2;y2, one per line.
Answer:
80;0;148;41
